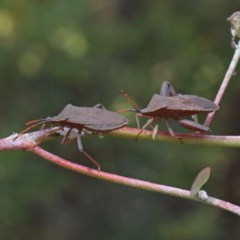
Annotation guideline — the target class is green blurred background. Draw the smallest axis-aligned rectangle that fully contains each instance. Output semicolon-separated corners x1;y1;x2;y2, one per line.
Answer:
0;0;240;239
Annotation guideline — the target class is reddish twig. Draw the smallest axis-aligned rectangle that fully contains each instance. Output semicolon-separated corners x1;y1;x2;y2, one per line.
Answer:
111;127;240;148
31;145;240;216
0;128;240;215
204;40;240;127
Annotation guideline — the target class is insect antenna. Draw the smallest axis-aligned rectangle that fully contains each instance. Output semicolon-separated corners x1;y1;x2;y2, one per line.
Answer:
121;90;141;113
25;118;47;126
14;119;49;140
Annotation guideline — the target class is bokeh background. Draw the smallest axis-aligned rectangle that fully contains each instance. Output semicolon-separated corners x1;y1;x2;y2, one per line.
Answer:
0;0;240;239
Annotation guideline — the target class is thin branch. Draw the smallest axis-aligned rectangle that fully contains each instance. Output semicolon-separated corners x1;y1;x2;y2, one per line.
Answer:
111;127;240;148
31;145;240;216
0;129;240;215
204;40;240;127
4;126;240;150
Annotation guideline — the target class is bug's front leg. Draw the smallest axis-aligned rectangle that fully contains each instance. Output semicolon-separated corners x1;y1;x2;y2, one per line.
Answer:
135;113;142;129
178;119;210;134
60;127;82;144
160;81;178;97
151;124;159;140
61;127;73;144
136;117;156;140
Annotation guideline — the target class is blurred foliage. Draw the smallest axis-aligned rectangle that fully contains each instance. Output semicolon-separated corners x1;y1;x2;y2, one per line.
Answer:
0;0;240;239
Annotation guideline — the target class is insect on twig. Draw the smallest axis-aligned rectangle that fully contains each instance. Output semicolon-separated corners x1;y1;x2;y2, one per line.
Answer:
15;104;128;170
122;81;219;139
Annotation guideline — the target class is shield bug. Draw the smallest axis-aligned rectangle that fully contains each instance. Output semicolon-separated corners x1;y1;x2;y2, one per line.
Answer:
123;81;219;138
16;104;128;170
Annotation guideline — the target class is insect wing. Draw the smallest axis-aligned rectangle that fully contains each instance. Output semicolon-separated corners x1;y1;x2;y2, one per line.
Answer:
180;95;219;111
166;96;219;112
50;104;128;131
50;104;74;121
141;94;168;113
67;107;128;131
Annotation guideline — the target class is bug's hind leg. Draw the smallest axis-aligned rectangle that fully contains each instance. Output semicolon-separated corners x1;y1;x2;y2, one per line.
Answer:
76;134;101;171
164;119;184;143
178;119;210;134
164;119;176;136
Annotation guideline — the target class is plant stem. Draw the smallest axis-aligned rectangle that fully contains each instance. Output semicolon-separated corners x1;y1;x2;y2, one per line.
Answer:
110;127;240;148
0;129;240;215
204;40;240;127
30;145;240;216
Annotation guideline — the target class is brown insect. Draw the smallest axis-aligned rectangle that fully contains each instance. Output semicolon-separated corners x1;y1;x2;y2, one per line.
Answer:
123;81;219;138
16;104;128;170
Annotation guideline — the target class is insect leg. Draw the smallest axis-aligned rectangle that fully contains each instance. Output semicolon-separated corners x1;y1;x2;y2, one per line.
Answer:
164;119;183;143
178;119;210;134
136;114;159;139
40;123;46;130
151;124;159;140
33;126;63;144
191;114;199;123
136;117;156;140
76;134;101;170
61;127;73;144
136;113;142;129
164;119;176;136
